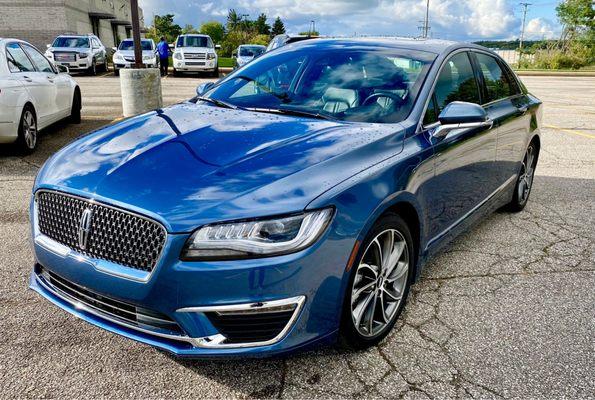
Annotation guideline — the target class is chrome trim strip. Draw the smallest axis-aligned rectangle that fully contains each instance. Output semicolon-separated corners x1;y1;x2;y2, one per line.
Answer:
425;175;516;250
177;296;306;349
34;271;198;346
33;189;168;283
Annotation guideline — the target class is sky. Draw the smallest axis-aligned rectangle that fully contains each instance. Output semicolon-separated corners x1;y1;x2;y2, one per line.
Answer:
138;0;564;41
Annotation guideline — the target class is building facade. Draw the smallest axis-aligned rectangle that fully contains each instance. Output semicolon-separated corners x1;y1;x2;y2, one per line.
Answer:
0;0;144;51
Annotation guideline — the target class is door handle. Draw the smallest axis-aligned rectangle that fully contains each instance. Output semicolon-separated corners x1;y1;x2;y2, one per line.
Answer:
517;106;528;114
46;76;55;83
23;76;33;82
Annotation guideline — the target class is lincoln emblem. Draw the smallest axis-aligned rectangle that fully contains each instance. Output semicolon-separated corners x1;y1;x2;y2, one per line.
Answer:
78;208;93;250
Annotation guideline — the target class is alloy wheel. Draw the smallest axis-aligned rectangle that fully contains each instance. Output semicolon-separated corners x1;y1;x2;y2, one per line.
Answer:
22;110;37;150
351;229;409;337
518;144;536;204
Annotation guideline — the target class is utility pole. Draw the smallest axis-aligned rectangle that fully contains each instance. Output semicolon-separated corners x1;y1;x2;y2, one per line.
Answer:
130;0;142;68
423;0;430;38
519;2;531;52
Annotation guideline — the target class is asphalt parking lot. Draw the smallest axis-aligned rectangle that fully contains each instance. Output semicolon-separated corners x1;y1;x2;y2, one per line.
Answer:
1;74;593;399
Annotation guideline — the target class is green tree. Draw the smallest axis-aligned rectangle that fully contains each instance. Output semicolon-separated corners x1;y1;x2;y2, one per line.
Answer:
254;13;271;35
200;21;225;44
556;0;595;39
151;14;182;43
249;34;271;46
182;24;199;34
227;9;242;31
298;30;319;36
271;17;286;36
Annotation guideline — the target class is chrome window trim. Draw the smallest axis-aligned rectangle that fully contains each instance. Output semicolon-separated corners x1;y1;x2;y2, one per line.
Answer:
177;296;306;349
33;189;168;282
417;47;525;133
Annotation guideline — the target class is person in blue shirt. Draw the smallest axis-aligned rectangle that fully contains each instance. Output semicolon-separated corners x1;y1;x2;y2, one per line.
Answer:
156;37;169;76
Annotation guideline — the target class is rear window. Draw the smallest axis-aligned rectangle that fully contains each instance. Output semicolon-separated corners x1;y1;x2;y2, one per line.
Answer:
52;37;89;48
119;40;153;51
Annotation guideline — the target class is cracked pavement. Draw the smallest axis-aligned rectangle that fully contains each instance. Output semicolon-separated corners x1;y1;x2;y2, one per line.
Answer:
0;75;593;399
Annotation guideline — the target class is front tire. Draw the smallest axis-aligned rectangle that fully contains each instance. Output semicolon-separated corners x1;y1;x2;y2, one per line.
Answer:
114;68;119;76
70;88;81;124
339;214;414;349
88;59;97;76
505;141;538;212
212;67;219;78
16;105;38;154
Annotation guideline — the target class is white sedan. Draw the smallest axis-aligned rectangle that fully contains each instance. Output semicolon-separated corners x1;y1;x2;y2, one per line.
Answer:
0;38;81;153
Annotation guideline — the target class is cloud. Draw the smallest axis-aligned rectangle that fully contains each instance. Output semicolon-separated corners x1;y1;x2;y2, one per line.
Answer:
138;0;557;41
524;17;560;40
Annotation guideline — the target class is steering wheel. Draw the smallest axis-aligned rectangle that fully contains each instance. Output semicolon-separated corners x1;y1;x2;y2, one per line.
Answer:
362;92;405;108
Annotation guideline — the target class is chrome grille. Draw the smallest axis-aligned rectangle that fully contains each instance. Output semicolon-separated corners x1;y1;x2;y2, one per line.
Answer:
36;191;166;272
184;52;206;59
54;52;76;62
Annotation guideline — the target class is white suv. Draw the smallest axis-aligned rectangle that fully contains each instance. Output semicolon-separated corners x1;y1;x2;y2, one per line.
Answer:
45;34;107;75
172;34;219;77
112;38;158;76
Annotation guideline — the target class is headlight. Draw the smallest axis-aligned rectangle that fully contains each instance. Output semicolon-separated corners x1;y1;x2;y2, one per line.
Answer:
113;53;123;61
78;52;89;58
207;53;216;60
181;208;334;260
142;55;153;61
173;52;182;60
45;52;53;58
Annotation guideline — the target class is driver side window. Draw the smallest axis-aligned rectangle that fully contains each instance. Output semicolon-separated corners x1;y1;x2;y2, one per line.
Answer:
423;52;481;125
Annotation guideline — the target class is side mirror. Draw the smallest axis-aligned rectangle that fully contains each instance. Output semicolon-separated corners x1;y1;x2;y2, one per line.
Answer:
112;47;117;52
432;101;492;139
46;44;51;49
196;82;214;96
56;64;69;74
215;44;221;50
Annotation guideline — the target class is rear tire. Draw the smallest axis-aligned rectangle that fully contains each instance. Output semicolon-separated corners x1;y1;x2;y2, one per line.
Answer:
339;213;414;350
16;105;38;154
114;68;119;76
212;67;219;78
173;69;180;77
70;88;81;124
504;141;538;212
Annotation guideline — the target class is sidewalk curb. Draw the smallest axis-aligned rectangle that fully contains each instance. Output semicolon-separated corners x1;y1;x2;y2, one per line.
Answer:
515;70;595;77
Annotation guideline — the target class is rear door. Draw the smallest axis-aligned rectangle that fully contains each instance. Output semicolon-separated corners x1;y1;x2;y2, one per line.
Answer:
422;51;499;243
470;51;531;184
22;43;71;119
5;42;54;124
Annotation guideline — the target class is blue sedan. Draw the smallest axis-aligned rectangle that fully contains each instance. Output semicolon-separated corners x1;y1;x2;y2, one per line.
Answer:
29;38;541;357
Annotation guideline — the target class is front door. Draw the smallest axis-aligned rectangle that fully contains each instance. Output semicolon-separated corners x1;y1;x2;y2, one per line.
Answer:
422;51;499;245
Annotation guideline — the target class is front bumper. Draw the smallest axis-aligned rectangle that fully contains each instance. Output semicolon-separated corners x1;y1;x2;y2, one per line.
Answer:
173;59;217;71
29;201;349;357
114;61;157;70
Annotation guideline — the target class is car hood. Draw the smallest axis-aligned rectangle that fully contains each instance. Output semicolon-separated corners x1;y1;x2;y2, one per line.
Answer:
35;103;405;232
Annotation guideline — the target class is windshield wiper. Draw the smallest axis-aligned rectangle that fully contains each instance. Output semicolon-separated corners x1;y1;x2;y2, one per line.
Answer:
197;96;242;110
246;107;336;121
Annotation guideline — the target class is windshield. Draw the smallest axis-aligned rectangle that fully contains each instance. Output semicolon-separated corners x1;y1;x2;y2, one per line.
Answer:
119;40;153;51
177;36;212;48
240;46;266;57
204;44;435;123
52;37;89;48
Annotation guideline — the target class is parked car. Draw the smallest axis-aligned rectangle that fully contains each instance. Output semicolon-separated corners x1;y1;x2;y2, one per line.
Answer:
0;39;81;153
172;34;219;77
112;38;158;76
44;34;108;75
29;38;541;357
232;44;266;69
266;34;318;52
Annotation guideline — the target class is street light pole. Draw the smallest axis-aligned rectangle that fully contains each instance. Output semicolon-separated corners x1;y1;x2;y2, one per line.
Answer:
423;0;430;38
130;0;143;69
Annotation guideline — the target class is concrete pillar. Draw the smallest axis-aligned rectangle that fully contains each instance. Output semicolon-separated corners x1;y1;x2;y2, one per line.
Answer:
119;68;162;117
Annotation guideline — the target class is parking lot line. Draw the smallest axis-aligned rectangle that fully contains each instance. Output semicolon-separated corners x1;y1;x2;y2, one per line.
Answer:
544;124;595;139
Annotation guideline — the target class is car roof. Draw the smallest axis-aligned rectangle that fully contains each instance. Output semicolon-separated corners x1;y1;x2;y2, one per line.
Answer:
240;44;266;47
287;36;486;55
